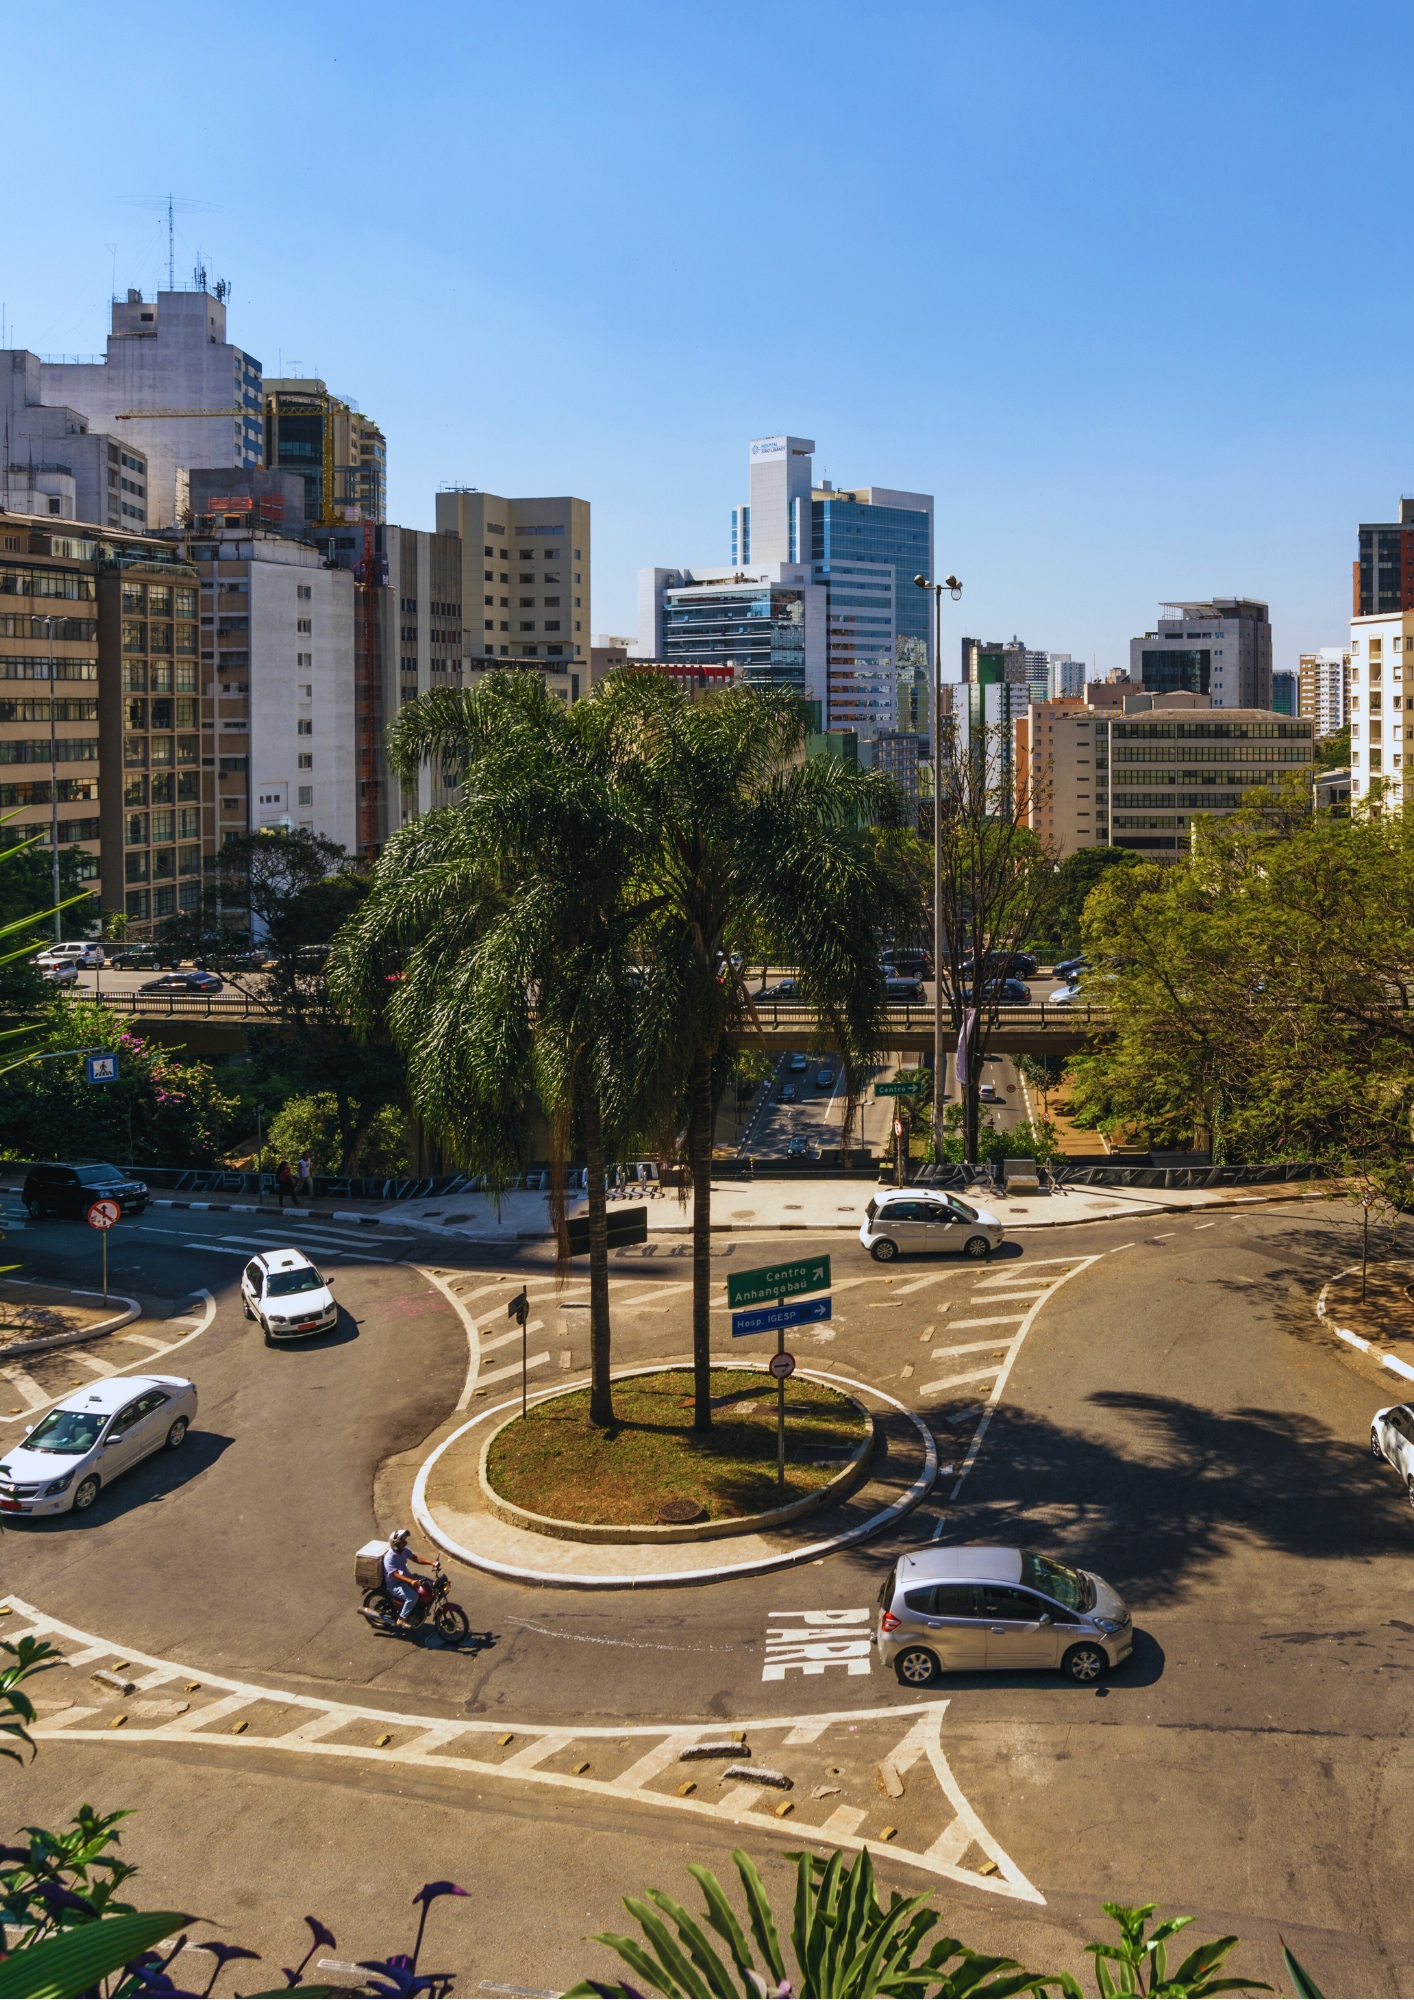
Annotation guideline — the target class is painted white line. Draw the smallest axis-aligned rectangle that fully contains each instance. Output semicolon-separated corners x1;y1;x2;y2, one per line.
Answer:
1194;1223;1216;1231
945;1315;1026;1331
476;1351;551;1387
919;1365;1004;1396
70;1352;117;1376
948;1258;1099;1503
6;1596;1040;1904
0;1366;50;1411
414;1266;483;1410
116;1333;166;1350
413;1362;938;1590
0;1291;215;1430
1110;1243;1137;1252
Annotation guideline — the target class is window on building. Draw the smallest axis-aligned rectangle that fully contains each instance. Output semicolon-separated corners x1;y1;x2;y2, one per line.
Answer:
298;753;312;769
298;785;313;805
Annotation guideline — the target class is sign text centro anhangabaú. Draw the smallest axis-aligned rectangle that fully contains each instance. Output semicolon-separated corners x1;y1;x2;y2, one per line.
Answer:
727;1255;831;1311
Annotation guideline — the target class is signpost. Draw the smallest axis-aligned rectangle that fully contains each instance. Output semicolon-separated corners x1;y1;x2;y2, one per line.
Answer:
875;1079;923;1097
86;1197;120;1303
726;1258;831;1488
508;1288;530;1419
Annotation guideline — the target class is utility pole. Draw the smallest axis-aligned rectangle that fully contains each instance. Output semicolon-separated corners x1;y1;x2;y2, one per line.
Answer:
913;573;962;1166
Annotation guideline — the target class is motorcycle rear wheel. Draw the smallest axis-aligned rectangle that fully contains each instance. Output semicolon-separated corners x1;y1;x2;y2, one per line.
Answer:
434;1602;469;1639
363;1589;395;1620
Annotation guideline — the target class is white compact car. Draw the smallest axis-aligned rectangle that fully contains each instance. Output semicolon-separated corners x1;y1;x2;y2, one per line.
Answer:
241;1247;337;1340
0;1375;196;1517
34;942;103;970
860;1190;1005;1262
1371;1403;1414;1503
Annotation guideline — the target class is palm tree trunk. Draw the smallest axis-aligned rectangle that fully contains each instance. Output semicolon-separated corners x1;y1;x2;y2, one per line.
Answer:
584;1094;614;1428
688;1044;714;1433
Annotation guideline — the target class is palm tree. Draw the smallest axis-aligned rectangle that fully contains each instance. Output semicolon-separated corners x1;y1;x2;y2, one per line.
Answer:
329;674;666;1427
596;673;918;1431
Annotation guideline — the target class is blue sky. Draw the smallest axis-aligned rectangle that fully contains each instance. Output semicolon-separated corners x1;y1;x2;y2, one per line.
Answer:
3;2;1405;679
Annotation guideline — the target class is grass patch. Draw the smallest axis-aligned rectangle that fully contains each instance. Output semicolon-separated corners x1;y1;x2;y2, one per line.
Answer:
485;1368;867;1525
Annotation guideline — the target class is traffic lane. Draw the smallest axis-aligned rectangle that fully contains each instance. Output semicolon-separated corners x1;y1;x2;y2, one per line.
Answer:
923;1203;1414;1980
0;1216;473;1697
743;1052;843;1158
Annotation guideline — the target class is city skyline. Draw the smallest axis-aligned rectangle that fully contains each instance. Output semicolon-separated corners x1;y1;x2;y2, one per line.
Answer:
4;0;1400;683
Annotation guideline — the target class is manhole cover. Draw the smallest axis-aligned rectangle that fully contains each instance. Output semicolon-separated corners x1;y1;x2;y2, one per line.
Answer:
658;1496;707;1525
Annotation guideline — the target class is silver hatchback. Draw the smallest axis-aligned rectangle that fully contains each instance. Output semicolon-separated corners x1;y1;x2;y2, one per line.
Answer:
877;1544;1133;1685
859;1191;1004;1263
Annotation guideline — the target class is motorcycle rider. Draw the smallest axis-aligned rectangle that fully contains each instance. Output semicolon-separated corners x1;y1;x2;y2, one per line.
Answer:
381;1527;432;1630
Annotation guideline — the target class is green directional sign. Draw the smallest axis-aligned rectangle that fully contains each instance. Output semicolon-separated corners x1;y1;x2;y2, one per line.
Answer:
728;1254;831;1311
875;1079;923;1097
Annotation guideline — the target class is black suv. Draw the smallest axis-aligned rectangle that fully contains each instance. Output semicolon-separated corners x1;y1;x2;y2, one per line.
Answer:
109;947;181;972
23;1161;149;1220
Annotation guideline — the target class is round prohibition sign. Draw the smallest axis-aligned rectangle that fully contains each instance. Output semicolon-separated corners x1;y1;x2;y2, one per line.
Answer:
768;1350;796;1381
86;1198;121;1231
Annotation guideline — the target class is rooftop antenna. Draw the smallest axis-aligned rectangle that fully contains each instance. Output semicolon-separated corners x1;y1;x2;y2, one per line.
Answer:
168;195;174;291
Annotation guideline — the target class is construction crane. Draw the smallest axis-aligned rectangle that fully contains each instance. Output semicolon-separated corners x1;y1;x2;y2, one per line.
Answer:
113;407;245;420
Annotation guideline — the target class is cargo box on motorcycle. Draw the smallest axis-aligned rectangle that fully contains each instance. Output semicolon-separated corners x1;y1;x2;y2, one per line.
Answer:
355;1538;389;1590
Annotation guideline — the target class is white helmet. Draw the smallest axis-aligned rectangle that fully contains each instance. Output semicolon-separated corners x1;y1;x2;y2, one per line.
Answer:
389;1527;411;1549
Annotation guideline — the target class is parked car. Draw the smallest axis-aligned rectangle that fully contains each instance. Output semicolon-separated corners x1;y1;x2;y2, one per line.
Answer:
779;1082;797;1103
109;946;182;971
815;1068;834;1089
0;1375;196;1518
876;1544;1133;1686
34;942;103;970
241;1248;338;1341
139;970;224;994
859;1189;1003;1262
23;1160;148;1219
960;951;1038;980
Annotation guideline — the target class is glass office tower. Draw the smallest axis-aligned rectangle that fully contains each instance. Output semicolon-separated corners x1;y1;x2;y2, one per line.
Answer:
660;579;807;690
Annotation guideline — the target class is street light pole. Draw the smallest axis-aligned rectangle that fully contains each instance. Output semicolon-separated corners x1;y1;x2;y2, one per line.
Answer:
913;573;961;1167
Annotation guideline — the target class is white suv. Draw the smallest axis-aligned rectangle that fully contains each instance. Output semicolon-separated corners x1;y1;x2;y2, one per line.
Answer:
34;942;103;971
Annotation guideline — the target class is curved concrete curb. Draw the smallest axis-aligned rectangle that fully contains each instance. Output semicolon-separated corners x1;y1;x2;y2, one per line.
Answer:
0;1291;143;1360
1317;1267;1414;1385
412;1363;937;1589
477;1369;873;1543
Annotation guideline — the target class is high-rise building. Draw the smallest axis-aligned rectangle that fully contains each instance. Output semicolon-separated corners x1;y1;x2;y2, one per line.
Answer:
1298;647;1349;736
1100;696;1312;852
1047;654;1086;700
639;563;825;707
0;508;192;927
871;730;920;809
1129;600;1272;709
263;379;386;527
1346;613;1414;805
1016;697;1094;856
1271;669;1297;717
436;488;589;697
2;350;151;532
1354;498;1414;616
41;289;264;530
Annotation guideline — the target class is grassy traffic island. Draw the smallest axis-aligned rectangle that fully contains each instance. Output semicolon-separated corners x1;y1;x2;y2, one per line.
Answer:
482;1367;870;1536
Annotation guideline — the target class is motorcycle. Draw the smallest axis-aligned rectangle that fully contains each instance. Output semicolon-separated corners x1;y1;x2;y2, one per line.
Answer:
360;1558;470;1641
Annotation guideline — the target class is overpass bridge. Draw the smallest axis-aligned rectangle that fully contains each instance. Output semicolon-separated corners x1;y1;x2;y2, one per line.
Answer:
62;989;1112;1060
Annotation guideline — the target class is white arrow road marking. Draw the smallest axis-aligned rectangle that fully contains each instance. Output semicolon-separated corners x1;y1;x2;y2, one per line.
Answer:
6;1597;1042;1906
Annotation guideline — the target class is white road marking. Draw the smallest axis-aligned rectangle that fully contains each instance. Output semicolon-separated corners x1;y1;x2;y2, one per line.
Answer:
0;1292;215;1431
764;1608;872;1681
70;1351;117;1376
919;1364;1007;1396
116;1333;166;1350
1194;1222;1216;1230
945;1315;1026;1330
0;1366;50;1411
476;1351;551;1387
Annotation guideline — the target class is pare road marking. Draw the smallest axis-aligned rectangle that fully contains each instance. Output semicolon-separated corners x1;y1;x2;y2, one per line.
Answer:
6;1596;1041;1906
764;1608;872;1680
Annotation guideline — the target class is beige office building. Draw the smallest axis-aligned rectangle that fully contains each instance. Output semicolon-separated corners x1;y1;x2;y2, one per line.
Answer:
1016;698;1095;857
435;488;589;701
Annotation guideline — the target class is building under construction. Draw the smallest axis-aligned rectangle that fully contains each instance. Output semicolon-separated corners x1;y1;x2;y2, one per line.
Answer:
263;379;386;528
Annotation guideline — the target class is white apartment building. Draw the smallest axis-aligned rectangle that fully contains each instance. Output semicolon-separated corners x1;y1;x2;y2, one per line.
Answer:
1347;615;1413;805
1298;647;1349;738
43;289;263;530
176;529;355;854
3;349;150;530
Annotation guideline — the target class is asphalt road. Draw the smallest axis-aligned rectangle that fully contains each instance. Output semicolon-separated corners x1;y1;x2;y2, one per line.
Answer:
3;1195;1411;1993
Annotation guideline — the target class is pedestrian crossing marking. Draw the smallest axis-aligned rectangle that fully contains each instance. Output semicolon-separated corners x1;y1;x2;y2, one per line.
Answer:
8;1595;1042;1905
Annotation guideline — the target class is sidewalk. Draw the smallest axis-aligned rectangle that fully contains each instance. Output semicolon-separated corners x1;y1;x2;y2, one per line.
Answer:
0;1278;140;1359
384;1175;1324;1244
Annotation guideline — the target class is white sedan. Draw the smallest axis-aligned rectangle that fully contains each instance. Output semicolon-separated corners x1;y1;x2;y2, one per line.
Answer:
241;1247;337;1340
1371;1404;1414;1503
0;1375;196;1517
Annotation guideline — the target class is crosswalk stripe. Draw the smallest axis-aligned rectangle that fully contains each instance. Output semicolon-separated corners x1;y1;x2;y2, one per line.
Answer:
919;1364;1006;1395
0;1366;50;1410
477;1350;551;1386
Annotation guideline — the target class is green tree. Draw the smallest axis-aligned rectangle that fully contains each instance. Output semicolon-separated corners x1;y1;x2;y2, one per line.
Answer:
1065;792;1414;1172
1048;846;1139;958
266;1093;408;1177
1313;724;1350;774
600;673;911;1430
331;673;667;1428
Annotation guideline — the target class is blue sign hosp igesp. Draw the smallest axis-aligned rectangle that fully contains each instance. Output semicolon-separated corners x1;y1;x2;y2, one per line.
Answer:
731;1296;832;1339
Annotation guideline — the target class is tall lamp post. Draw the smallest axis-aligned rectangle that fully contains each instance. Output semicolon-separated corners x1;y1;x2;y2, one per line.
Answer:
913;572;962;1166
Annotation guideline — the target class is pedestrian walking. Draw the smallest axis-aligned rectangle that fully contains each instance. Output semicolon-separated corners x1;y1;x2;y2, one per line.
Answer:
296;1151;314;1201
276;1160;296;1210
